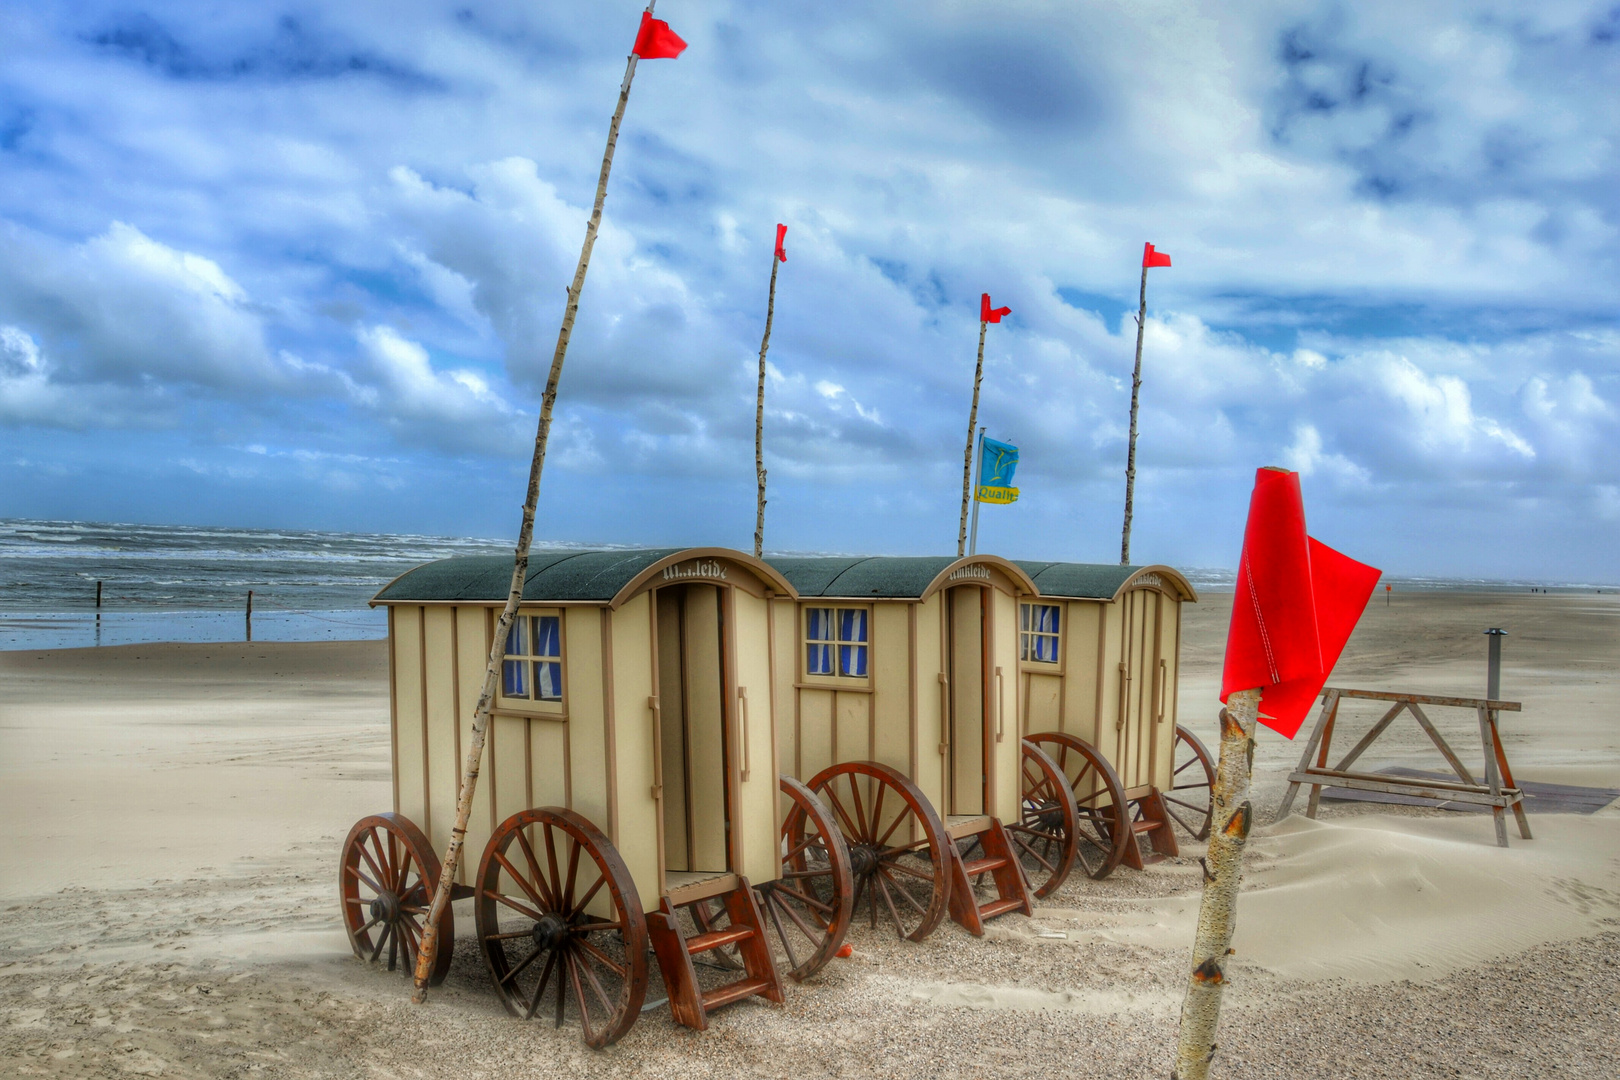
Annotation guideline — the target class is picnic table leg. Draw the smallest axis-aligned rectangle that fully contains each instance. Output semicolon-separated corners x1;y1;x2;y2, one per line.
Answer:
1277;691;1337;821
1477;706;1509;848
1488;710;1533;840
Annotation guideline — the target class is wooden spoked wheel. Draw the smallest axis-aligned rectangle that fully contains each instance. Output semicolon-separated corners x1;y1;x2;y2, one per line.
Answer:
1023;733;1131;880
805;761;950;942
339;813;453;985
1165;725;1217;840
1011;741;1081;898
753;776;855;981
473;807;649;1049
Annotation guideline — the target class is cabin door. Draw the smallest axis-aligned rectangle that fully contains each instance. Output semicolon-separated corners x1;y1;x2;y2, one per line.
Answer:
946;585;988;816
1114;588;1163;792
655;584;732;877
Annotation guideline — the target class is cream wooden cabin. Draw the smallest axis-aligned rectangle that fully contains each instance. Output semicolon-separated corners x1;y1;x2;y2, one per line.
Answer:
363;546;840;1040
372;547;795;907
1013;562;1198;794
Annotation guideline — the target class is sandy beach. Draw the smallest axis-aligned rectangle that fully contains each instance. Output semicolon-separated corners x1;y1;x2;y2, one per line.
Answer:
3;590;1618;1078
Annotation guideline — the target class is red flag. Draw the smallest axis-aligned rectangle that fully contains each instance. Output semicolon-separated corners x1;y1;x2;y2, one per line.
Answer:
774;223;787;262
1220;467;1380;738
980;293;1011;324
1143;242;1172;269
632;11;687;59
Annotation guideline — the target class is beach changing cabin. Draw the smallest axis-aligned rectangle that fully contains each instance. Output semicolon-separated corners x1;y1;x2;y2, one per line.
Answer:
336;545;1204;1046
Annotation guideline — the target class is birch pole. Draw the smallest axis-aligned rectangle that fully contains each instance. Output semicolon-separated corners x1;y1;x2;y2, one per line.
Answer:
410;4;656;1002
957;318;988;558
1171;687;1260;1079
1120;261;1149;565
753;246;781;559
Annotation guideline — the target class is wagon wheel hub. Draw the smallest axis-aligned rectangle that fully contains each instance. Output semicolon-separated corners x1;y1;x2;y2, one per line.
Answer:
848;843;880;879
1030;802;1065;833
368;891;402;924
531;913;569;952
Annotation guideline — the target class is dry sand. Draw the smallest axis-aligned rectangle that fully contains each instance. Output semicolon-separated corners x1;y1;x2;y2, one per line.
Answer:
3;592;1618;1078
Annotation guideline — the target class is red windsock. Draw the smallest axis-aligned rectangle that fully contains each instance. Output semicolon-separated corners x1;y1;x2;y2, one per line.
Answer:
1220;468;1381;738
1143;242;1172;268
980;293;1011;324
632;11;687;59
774;224;787;262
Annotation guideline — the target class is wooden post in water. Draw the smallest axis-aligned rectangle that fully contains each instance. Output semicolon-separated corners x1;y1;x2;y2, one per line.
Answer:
245;590;253;643
1172;688;1259;1079
411;2;665;1003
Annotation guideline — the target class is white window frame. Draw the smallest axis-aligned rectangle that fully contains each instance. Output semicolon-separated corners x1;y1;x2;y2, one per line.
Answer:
800;604;872;685
1019;602;1063;667
495;608;566;715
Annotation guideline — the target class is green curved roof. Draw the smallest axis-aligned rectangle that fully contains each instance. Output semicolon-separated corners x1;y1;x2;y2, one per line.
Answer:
1016;561;1196;601
766;556;964;598
374;549;683;604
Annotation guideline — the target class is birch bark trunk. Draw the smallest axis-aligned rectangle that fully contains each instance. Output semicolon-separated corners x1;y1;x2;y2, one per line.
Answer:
754;253;779;559
1121;263;1149;565
1171;687;1260;1078
957;320;988;558
409;5;655;1002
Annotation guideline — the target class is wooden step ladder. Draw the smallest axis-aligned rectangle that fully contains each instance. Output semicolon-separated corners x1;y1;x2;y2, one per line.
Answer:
944;816;1034;936
1121;786;1179;870
645;876;784;1031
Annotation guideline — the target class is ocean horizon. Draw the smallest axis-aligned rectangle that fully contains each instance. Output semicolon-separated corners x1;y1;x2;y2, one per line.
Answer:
0;517;1610;651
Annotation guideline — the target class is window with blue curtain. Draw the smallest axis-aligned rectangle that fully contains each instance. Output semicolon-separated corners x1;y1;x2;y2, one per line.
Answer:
502;612;564;702
805;605;869;679
1020;603;1061;664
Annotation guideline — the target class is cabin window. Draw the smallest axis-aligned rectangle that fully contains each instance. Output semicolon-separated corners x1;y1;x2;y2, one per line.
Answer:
805;606;869;678
1020;603;1061;664
502;613;563;702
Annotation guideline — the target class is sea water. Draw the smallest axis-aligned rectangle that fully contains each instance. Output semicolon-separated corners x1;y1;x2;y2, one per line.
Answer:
0;519;520;650
1;518;1605;651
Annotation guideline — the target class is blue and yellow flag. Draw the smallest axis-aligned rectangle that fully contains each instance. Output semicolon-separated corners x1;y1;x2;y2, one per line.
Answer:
976;437;1020;504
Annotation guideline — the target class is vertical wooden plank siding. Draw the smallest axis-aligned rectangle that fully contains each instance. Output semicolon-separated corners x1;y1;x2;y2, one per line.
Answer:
455;606;494;869
990;588;1021;822
873;603;910;775
387;605;400;814
391;606;426;833
907;602;919;785
599;606;619;844
801;689;833;780
421;607;458;857
765;592;782;847
608;593;659;902
771;599;797;780
416;607;432;844
731;590;778;887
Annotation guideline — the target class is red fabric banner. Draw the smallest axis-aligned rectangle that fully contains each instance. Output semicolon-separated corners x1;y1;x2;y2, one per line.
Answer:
1220;467;1381;738
1143;242;1172;268
774;223;787;262
632;11;687;59
980;292;1011;324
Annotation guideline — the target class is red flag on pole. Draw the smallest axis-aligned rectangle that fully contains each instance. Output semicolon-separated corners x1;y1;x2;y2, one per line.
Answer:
1220;467;1380;738
632;11;687;59
774;224;787;262
980;293;1011;324
1143;242;1172;268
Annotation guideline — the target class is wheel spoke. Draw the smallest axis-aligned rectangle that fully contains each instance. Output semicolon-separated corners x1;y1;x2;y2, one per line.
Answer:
543;824;563;917
370;923;391;964
487;890;547;923
498;944;546;986
562;836;583;913
492;849;549;913
515;826;556;911
764;893;801;973
876;855;934;881
354;842;388;893
575;935;628;979
876;867;928;916
873;872;908;939
774;887;830;938
874;803;914;849
823;786;861;842
771;883;836;918
569;874;608;921
847;773;870;841
525;949;560;1020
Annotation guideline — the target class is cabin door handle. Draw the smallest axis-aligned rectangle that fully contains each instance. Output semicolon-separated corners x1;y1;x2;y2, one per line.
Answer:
937;672;950;755
995;666;1005;742
647;695;663;800
1156;659;1167;723
736;686;751;782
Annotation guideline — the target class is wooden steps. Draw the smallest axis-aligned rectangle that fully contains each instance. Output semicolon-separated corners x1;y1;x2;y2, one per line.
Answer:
945;818;1035;936
646;877;784;1031
1121;788;1179;871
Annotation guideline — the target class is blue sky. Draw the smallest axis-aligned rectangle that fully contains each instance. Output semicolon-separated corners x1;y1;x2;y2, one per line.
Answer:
1;1;1617;579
